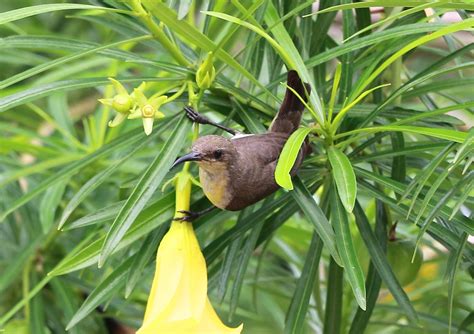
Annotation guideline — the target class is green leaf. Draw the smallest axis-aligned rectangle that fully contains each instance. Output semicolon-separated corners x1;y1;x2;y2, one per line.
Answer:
275;127;311;190
0;35;151;89
292;177;342;266
99;115;191;266
446;232;468;334
124;224;168;298
263;2;324;123
328;146;357;212
141;0;276;102
315;1;474;13
353;202;418;323
330;189;366;310
66;257;133;330
0;4;109;25
0;76;184;114
285;233;322;334
349;200;386;334
58;137;152;230
0;125;148;222
229;213;264;320
351;17;474;98
338;125;467;145
39;180;67;233
0;241;38;293
49;278;80;334
323;258;343;334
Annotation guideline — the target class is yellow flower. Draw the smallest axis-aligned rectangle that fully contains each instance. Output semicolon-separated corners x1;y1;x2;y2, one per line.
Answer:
128;89;167;136
137;172;242;334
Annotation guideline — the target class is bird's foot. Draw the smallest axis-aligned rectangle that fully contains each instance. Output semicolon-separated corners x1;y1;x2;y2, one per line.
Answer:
184;106;210;125
173;206;216;222
183;106;238;136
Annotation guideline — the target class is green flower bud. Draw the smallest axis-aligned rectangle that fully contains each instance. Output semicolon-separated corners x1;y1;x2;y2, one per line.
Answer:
196;52;215;90
112;94;133;113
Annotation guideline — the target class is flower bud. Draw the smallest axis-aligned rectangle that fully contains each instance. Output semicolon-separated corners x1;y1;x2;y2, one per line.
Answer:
112;94;133;114
196;52;215;90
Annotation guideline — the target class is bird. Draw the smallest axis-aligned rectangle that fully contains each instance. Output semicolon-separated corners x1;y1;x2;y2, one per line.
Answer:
172;70;311;219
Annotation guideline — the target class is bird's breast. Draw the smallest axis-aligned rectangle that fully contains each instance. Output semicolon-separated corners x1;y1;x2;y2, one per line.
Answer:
198;166;233;209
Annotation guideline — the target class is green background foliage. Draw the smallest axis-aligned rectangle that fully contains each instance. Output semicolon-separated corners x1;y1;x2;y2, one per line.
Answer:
1;1;473;333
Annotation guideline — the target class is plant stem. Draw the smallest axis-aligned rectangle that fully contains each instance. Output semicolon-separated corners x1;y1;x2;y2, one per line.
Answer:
129;0;190;67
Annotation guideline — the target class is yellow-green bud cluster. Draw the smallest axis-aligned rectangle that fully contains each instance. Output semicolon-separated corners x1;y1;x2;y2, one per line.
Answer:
98;78;167;135
196;52;216;90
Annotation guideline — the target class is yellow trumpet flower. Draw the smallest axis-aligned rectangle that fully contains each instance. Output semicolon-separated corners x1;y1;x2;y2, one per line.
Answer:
137;171;242;334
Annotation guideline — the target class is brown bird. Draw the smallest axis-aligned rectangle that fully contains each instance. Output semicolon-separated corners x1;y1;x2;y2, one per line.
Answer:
172;70;311;219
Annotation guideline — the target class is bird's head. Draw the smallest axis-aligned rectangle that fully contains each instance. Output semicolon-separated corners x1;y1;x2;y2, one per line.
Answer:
172;135;237;171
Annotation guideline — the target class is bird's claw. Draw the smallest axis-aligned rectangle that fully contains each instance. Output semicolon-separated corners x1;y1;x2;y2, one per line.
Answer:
184;106;210;125
173;210;200;222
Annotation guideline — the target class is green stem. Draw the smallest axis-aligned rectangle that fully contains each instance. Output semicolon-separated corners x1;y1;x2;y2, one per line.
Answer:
129;0;190;67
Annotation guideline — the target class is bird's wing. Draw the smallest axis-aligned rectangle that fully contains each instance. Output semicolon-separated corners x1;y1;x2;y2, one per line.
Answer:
231;133;289;165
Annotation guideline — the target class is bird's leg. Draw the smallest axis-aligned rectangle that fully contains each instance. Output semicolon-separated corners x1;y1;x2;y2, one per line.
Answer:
173;205;217;222
184;106;238;136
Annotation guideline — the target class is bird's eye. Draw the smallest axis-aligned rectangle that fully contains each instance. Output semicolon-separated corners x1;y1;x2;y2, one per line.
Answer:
213;149;223;159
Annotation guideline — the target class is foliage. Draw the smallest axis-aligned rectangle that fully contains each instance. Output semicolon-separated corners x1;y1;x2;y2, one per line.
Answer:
0;1;473;333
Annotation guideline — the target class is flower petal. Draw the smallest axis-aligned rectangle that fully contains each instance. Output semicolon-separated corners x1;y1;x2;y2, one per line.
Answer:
108;113;127;127
98;98;113;106
143;118;154;135
133;88;148;106
128;110;142;119
108;77;128;95
150;96;168;109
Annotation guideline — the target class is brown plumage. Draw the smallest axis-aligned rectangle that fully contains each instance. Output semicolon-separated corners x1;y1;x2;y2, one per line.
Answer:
174;70;311;211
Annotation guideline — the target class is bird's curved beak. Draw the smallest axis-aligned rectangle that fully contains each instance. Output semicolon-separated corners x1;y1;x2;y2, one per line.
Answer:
171;151;202;169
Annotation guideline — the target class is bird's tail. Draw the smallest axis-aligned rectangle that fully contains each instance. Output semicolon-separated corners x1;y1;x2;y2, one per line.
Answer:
269;70;311;134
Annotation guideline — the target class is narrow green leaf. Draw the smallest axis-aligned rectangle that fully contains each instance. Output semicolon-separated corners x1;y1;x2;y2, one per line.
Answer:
353;202;418;323
58;137;152;230
0;125;148;222
264;2;324;123
351;17;474;98
275;127;311;190
30;274;46;334
328;147;357;212
400;143;454;205
39;180;67;233
313;1;474;13
447;233;468;334
0;4;108;25
99;115;191;266
331;189;366;310
125;225;168;298
0;241;38;293
323;258;344;334
349;200;387;334
0;35;151;89
49;278;79;334
141;0;276;101
49;192;176;276
413;156;463;225
229;217;264;320
356;171;474;238
285;233;322;334
292;177;342;266
66;258;133;330
0;77;184;114
338;125;467;144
